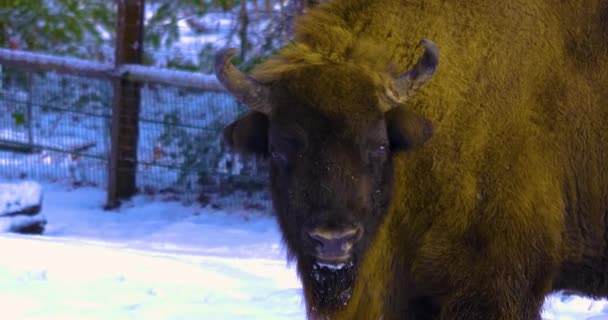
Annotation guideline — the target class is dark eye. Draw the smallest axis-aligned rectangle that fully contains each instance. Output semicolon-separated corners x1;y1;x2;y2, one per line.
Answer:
371;144;388;158
271;150;288;163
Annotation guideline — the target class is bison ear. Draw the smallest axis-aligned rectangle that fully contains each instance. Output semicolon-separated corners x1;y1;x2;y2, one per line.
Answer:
223;111;269;156
385;106;434;151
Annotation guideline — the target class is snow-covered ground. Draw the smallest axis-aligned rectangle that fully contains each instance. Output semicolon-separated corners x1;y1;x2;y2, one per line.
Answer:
0;182;301;320
0;182;607;320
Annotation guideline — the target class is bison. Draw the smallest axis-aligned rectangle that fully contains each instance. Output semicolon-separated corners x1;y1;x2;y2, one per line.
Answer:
215;0;608;319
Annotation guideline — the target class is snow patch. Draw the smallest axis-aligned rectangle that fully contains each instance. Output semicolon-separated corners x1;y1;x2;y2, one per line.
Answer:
0;214;46;233
0;181;42;216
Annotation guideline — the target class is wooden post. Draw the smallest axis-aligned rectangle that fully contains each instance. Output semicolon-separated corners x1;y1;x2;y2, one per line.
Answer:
106;0;145;209
239;0;249;62
26;73;34;151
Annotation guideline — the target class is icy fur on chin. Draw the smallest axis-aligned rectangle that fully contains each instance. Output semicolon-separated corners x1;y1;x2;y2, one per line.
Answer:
310;260;356;308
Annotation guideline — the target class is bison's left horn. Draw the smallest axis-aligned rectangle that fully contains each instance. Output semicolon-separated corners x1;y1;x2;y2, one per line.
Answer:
386;39;439;107
215;48;272;114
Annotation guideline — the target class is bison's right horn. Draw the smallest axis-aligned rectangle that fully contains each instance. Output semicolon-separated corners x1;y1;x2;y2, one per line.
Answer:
215;48;272;114
386;39;439;107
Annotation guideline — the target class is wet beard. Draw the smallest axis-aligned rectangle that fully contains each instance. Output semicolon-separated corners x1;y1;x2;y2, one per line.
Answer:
308;260;357;314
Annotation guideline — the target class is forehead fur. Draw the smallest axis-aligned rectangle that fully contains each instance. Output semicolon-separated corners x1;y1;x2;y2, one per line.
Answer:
251;7;397;122
286;64;386;119
252;47;394;126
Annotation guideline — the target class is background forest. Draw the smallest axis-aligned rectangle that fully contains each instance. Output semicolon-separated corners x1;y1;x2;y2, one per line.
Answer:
0;0;321;208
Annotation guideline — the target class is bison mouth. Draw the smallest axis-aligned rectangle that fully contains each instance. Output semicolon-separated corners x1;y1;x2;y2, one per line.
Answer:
315;260;353;270
302;223;365;310
314;254;353;267
308;258;357;310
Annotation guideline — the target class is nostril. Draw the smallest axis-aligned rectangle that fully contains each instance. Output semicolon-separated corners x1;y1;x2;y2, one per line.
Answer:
307;225;364;252
308;228;357;242
308;233;326;250
308;232;326;245
349;225;363;243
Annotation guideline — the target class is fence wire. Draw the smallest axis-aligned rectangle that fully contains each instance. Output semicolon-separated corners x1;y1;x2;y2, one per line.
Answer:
0;66;270;211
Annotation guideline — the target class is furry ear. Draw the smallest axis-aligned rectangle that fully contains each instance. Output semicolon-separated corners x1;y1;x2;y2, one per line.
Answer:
223;111;269;156
385;106;434;151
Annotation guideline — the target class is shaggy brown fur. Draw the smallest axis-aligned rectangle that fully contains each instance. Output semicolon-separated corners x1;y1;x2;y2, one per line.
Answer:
220;0;608;319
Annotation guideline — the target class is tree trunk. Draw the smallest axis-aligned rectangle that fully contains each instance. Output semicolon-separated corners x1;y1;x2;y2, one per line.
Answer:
239;0;250;62
107;0;145;209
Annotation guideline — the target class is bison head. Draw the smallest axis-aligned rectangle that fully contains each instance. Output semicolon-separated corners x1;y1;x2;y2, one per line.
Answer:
216;39;438;313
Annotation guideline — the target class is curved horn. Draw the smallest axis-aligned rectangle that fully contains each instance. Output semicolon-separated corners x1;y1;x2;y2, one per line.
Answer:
385;39;439;108
215;48;272;114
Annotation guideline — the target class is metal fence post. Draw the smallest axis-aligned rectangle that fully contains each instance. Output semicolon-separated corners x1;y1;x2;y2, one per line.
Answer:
106;0;145;209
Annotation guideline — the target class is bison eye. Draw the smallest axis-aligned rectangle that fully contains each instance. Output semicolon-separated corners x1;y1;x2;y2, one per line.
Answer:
271;150;288;163
371;144;389;158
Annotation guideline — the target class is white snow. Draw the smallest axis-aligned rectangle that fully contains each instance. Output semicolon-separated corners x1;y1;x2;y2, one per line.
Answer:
0;48;225;92
0;48;114;78
0;181;42;216
0;214;46;233
0;182;303;319
543;295;608;320
0;182;606;319
119;64;225;92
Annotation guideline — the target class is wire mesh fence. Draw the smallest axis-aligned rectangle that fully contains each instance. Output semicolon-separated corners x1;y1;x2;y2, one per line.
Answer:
134;82;269;208
0;64;270;211
0;67;110;185
0;0;303;211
